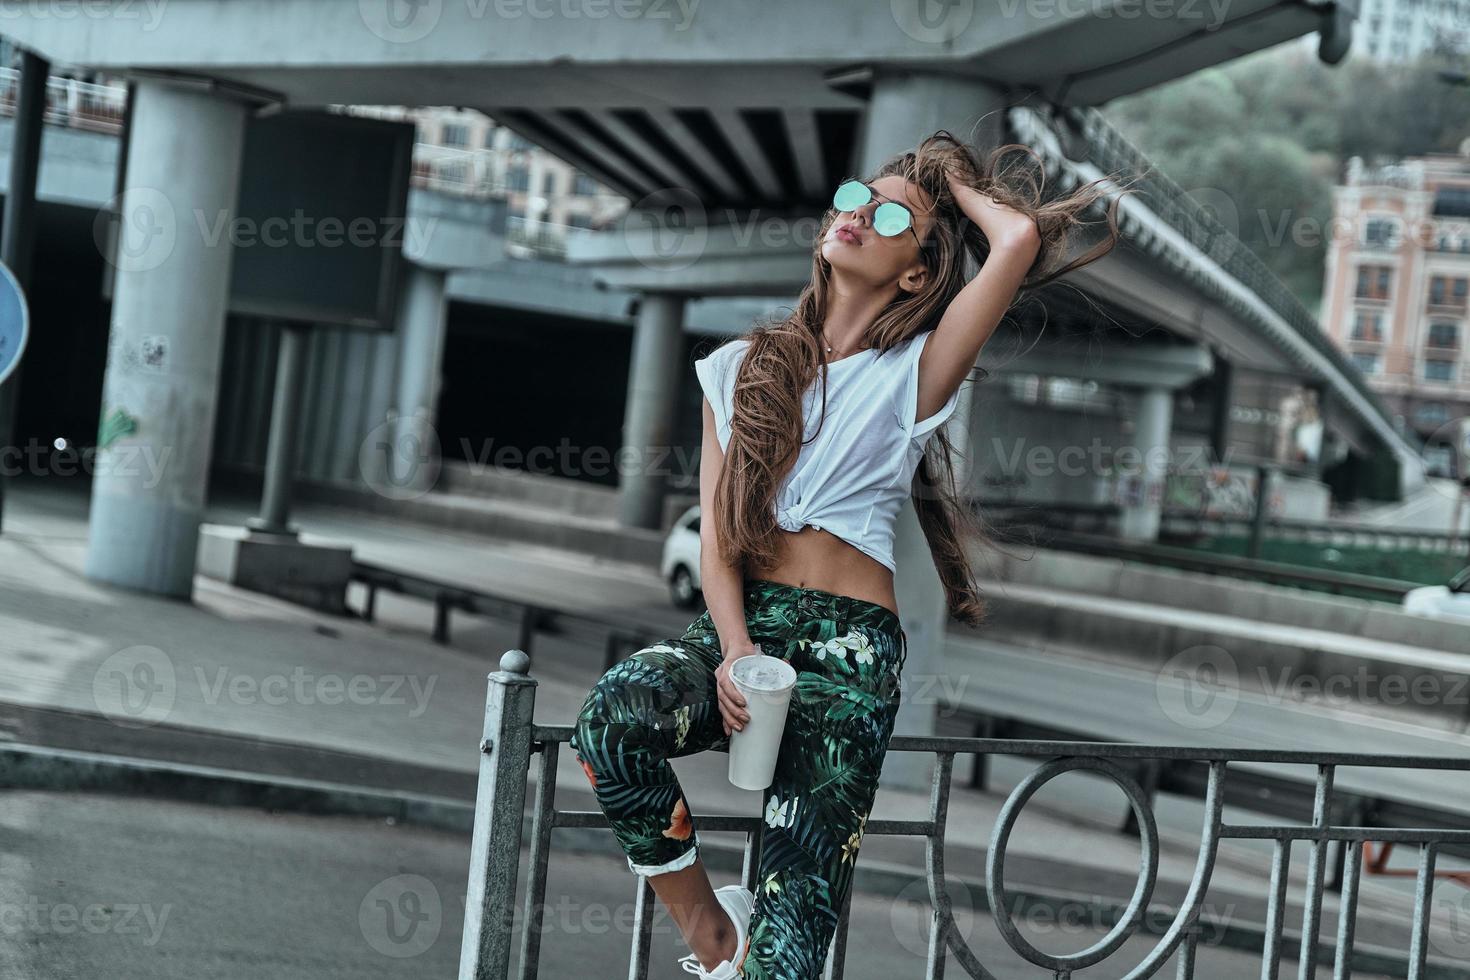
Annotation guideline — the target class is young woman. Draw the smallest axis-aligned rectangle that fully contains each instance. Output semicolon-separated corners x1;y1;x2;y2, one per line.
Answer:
571;129;1121;979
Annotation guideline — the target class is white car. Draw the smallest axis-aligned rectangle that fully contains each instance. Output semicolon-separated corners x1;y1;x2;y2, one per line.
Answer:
661;504;704;608
1402;566;1470;623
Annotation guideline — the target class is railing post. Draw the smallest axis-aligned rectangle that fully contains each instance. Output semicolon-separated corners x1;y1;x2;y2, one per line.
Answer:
460;650;538;980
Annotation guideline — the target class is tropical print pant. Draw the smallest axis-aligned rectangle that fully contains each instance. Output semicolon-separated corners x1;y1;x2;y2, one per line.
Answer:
569;577;908;980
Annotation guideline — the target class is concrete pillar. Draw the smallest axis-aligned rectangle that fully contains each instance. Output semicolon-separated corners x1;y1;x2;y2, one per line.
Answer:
0;48;48;532
619;291;686;529
860;70;1010;791
855;68;1009;179
384;262;450;498
1117;385;1173;541
246;321;310;537
84;79;252;597
1208;358;1233;466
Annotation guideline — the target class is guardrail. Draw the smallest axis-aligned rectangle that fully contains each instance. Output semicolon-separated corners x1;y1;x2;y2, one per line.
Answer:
1004;528;1424;602
1159;513;1470;556
0;68;127;133
460;651;1470;980
982;501;1470;557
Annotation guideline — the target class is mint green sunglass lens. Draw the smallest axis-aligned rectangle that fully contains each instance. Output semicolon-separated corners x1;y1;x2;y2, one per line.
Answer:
832;180;871;212
873;201;912;237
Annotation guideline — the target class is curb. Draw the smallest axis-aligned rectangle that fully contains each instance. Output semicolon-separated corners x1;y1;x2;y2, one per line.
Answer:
0;741;474;833
2;741;1463;979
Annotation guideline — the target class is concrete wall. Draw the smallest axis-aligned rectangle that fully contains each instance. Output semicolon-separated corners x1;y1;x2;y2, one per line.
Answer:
983;543;1470;656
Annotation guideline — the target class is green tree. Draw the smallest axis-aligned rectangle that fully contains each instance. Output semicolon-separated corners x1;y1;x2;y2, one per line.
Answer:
1105;42;1470;311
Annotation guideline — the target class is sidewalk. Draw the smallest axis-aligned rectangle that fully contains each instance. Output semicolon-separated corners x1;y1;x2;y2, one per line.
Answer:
1;477;1467;969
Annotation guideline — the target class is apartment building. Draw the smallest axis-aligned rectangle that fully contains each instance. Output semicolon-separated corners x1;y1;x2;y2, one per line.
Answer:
1322;143;1470;475
1354;0;1470;62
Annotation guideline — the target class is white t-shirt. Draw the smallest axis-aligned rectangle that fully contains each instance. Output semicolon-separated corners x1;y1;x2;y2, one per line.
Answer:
693;330;962;573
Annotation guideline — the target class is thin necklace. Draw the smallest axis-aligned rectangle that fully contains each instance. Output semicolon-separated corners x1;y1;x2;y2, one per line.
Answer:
821;331;868;359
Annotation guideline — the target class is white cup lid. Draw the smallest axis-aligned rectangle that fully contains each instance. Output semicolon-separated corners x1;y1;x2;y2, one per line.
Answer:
730;654;795;692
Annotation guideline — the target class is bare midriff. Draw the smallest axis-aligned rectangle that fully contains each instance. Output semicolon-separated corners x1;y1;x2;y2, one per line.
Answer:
745;524;899;618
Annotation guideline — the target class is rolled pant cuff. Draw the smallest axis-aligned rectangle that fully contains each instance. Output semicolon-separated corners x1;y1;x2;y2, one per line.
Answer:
626;840;699;877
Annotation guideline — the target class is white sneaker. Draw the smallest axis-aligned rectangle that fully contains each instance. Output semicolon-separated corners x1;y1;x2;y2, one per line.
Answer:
678;883;754;978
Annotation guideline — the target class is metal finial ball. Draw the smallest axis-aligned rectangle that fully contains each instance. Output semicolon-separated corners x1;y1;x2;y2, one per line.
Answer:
499;649;531;675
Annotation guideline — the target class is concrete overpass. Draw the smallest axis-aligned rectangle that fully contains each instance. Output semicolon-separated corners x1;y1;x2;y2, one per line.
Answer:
0;0;1398;787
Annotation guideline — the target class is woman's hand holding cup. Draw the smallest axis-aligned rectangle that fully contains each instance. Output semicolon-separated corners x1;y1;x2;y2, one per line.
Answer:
716;640;760;736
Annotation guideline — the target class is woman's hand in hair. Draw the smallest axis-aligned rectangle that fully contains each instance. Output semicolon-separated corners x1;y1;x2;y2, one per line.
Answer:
944;167;1039;246
714;640;761;736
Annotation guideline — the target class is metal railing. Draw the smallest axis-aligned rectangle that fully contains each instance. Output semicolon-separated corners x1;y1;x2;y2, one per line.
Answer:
0;68;127;133
1158;513;1470;556
460;651;1470;980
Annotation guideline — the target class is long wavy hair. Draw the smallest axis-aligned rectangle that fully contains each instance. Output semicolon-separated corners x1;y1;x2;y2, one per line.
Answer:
709;128;1129;626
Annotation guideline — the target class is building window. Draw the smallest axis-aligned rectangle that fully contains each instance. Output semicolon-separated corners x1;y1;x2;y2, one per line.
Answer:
1415;402;1450;426
542;171;557;195
507;132;533;152
483;126;498;149
441;123;469;148
1429;276;1470;308
1427;320;1460;349
506;166;530;192
1356;264;1392;301
572;172;598;197
1424;359;1456;382
1351;310;1384;341
1351;352;1380;374
1364;217;1398;248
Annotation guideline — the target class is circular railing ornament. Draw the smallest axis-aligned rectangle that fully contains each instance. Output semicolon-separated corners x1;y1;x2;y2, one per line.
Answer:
985;756;1161;973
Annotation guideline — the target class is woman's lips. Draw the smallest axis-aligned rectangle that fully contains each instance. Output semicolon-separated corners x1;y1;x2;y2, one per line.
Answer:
835;226;861;245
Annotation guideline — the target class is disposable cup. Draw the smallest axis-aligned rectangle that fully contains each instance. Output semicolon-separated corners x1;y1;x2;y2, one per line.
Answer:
727;653;797;790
